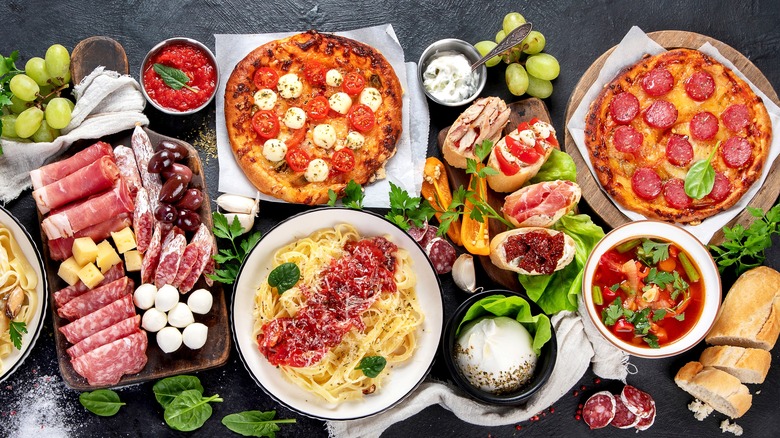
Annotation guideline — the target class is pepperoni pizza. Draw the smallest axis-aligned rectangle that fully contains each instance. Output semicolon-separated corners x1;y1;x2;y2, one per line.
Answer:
224;30;403;205
585;48;771;224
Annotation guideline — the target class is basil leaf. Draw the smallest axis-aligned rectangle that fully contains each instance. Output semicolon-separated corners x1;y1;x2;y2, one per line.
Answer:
267;262;300;294
153;63;197;92
79;389;125;416
164;390;223;432
153;375;204;408
221;410;297;437
684;143;719;199
355;356;387;378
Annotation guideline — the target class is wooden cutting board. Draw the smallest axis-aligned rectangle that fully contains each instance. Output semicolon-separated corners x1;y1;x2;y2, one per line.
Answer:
564;30;780;245
437;98;552;291
40;127;230;390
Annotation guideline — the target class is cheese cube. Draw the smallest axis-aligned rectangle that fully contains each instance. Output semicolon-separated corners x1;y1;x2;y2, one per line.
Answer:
124;250;143;272
96;240;122;273
77;262;104;289
111;227;137;254
57;256;83;286
72;237;99;266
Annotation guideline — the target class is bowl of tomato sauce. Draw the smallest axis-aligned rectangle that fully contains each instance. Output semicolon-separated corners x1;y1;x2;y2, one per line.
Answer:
582;221;721;358
140;37;218;115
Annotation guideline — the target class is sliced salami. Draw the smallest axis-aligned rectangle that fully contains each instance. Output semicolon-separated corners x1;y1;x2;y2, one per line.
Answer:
583;391;616;430
621;385;654;418
685;71;715;101
643;100;678;129
631;168;662;200
204;241;216;287
611;396;641;429
721;104;750;132
173;242;202;289
635;401;656;430
57;277;132;321
59;295;136;344
425;237;457;274
708;172;731;202
179;224;214;293
66;315;141;360
155;233;187;288
141;222;163;284
406;225;428;242
609;92;640;124
613;125;643;153
721;136;752;168
71;331;148;386
54;262;125;308
666;134;694;167
134;187;155;253
131;125;162;212
641;67;674;97
113;145;143;199
690;111;719;140
663;178;692;209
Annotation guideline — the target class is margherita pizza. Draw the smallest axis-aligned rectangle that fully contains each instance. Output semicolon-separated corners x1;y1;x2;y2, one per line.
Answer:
225;30;403;205
585;48;771;224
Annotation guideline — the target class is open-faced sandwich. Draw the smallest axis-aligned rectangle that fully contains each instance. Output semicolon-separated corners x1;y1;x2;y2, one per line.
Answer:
486;118;559;193
502;180;581;228
489;227;575;275
442;97;511;169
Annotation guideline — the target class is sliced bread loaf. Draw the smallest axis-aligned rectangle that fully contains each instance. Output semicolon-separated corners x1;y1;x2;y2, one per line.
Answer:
699;345;771;384
674;361;752;419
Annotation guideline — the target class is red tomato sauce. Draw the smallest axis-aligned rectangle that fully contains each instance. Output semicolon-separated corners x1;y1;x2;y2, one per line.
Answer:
143;42;216;112
257;237;398;367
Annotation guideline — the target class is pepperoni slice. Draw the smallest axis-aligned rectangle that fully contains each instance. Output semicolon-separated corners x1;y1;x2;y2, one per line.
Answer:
722;104;750;132
721;136;752;168
666;134;694;166
708;172;731;202
690;111;719;140
685;71;715;101
643;100;678;129
621;385;654;418
641;67;674;97
663;178;692;209
635;402;656;431
583;391;616;430
611;397;640;429
609;92;640;124
613;125;643;153
631;168;662;200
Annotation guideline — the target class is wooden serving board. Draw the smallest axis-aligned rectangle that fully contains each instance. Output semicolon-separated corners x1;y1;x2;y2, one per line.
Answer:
437;98;552;291
564;30;780;245
70;36;129;84
40;127;230;390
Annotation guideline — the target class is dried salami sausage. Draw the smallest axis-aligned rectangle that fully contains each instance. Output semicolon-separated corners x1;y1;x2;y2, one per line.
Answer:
685;71;715;101
721;104;750;132
621;385;654;418
611;396;641;429
663;178;692;209
583;391;616;429
721;136;752;168
425;237;457;274
641;67;674;97
708;172;731;202
666;134;694;167
631;168;662;200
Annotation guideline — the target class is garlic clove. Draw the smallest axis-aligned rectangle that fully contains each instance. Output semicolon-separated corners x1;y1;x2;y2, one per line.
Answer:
216;194;257;215
223;213;255;234
452;253;477;293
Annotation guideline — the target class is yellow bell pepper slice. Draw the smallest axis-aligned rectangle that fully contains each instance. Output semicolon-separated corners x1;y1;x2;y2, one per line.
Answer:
421;157;462;246
461;171;490;256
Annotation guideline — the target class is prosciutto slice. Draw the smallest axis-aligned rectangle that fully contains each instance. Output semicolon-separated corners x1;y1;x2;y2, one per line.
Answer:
41;180;134;240
33;156;120;215
59;295;136;344
131;125;162;213
30;141;114;190
179;224;215;293
71;331;148;386
67;315;141;360
57;277;132;321
54;262;125;308
48;213;131;261
113;145;143;199
502;180;582;228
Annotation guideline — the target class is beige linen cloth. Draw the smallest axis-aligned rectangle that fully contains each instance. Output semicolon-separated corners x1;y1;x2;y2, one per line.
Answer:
0;67;149;203
327;300;628;437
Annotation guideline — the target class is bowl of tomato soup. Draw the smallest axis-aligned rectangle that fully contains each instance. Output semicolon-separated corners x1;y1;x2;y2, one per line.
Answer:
141;37;218;114
582;221;720;358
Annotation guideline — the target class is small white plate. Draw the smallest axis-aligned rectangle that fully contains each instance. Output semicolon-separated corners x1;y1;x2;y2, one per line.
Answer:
231;208;443;420
0;206;48;383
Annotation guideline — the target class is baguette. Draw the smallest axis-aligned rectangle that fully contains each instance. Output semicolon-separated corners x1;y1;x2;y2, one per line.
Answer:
674;361;752;419
705;266;780;350
442;97;510;169
699;345;771;384
488;227;575;275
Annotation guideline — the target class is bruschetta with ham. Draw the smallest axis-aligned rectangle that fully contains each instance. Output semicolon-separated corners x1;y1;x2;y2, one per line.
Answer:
502;180;581;228
442;97;511;169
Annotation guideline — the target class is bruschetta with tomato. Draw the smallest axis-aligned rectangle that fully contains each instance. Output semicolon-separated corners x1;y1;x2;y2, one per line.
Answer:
486;118;559;193
489;227;575;275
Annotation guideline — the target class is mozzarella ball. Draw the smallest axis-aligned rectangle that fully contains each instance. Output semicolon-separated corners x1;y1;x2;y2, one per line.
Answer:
133;283;157;310
187;289;213;315
312;124;337;149
359;87;382;112
156;326;183;353
282;107;307;129
253;88;277;110
142;308;167;333
155;284;179;312
326;69;343;87
167;302;195;328
182;323;209;350
328;92;352;115
262;138;287;162
345;131;365;150
304;158;329;183
277;73;303;99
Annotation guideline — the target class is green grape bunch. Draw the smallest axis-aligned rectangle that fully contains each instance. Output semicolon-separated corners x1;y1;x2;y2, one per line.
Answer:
0;44;75;151
473;12;560;99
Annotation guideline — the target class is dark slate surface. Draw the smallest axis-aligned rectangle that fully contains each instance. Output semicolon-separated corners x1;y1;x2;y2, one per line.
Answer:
1;0;779;436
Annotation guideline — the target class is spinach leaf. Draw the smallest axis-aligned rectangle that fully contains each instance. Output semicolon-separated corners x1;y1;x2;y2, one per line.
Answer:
221;410;296;437
164;389;223;432
355;356;387;378
267;262;300;294
79;389;125;416
684;144;719;199
153;63;197;92
153;375;204;408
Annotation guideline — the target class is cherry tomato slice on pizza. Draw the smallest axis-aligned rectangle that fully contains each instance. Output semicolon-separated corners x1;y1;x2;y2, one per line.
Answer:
348;104;376;133
251;110;280;140
303;61;326;86
305;96;330;120
331;148;356;172
285;147;311;172
342;72;366;95
253;67;279;89
285;127;307;148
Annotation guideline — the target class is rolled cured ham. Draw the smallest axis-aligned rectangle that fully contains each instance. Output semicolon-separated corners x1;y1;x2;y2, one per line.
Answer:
502;180;582;228
54;262;126;307
67;315;141;360
41;181;134;240
113;145;143;199
59;294;136;344
131;125;162;213
33;156;120;215
47;213;132;261
71;331;148;386
30;141;114;190
179;224;215;293
57;277;132;321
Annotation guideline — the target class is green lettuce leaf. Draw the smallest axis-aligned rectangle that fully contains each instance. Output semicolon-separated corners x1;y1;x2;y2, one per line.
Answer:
528;149;577;184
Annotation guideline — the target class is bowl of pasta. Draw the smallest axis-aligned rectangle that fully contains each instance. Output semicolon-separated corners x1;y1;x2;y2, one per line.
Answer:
231;208;444;420
0;205;47;383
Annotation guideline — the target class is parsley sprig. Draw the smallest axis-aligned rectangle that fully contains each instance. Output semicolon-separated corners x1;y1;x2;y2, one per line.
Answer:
327;180;365;209
710;204;780;275
636;239;670;266
385;181;435;230
0;51;24;154
9;320;27;350
208;212;262;285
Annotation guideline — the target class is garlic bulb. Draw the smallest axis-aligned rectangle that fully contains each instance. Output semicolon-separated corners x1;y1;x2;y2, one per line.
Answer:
223;213;254;234
452;253;477;293
216;193;259;215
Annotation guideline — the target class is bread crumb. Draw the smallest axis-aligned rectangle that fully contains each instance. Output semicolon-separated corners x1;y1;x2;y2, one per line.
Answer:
720;419;743;436
756;390;761;395
688;399;713;421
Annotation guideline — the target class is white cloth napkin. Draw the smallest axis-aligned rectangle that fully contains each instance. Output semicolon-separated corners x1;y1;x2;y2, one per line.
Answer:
326;310;628;438
0;67;149;203
214;25;429;207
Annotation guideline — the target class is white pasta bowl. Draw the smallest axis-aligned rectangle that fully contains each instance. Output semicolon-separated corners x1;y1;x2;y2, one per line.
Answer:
231;207;443;420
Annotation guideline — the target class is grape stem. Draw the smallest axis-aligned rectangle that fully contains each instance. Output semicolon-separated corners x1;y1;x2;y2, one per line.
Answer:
35;82;70;108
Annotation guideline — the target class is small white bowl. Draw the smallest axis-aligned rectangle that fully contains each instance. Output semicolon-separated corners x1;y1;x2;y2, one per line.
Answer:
417;38;487;107
582;221;721;358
